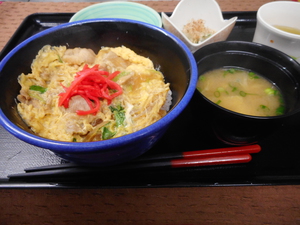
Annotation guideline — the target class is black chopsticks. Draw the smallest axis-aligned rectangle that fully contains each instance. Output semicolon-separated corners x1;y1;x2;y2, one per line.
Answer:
8;144;261;180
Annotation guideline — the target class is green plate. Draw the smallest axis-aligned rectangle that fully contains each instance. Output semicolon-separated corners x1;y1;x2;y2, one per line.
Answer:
70;1;162;27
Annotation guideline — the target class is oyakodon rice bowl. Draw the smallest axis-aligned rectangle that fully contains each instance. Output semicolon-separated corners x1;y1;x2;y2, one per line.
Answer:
0;19;198;165
17;45;171;142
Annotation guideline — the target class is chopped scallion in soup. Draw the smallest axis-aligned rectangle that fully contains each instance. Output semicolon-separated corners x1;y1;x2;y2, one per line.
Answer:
197;68;285;116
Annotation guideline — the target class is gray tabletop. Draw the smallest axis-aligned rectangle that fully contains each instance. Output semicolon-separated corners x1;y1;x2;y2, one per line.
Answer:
0;125;63;179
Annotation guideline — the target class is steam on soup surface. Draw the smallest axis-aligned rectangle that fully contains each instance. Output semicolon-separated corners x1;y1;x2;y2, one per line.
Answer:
197;68;285;116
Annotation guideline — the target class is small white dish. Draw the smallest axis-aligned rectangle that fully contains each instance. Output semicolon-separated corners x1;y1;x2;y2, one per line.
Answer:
162;0;237;53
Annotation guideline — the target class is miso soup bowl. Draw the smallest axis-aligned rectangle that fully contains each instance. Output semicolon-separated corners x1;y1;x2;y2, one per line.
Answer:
194;41;300;145
0;19;198;165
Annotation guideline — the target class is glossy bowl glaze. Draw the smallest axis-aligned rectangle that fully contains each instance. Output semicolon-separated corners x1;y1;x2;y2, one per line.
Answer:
70;1;162;27
0;19;197;165
194;41;300;145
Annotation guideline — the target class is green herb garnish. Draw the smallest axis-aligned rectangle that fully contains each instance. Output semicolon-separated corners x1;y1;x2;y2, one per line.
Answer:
29;85;47;94
259;105;270;110
52;47;63;63
196;87;202;92
217;87;229;95
228;84;237;92
248;72;259;79
113;71;130;82
102;127;116;140
239;91;257;97
216;100;222;105
199;76;206;81
223;69;236;77
276;105;285;115
214;91;221;98
214;87;228;97
239;91;247;97
109;105;125;127
265;88;278;96
57;54;63;63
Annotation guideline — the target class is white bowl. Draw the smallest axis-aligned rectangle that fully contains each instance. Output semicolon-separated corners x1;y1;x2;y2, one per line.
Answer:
253;1;300;63
161;0;237;53
70;1;162;27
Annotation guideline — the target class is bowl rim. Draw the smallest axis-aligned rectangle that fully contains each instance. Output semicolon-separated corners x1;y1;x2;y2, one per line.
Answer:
194;40;300;120
69;1;162;27
0;18;198;153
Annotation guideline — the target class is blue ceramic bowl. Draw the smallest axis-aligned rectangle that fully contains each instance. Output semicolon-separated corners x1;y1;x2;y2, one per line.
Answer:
0;19;197;165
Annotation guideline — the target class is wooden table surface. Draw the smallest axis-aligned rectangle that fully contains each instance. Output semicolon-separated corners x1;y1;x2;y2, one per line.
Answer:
1;1;300;225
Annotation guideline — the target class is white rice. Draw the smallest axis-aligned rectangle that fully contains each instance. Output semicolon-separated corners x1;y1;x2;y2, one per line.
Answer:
161;89;173;112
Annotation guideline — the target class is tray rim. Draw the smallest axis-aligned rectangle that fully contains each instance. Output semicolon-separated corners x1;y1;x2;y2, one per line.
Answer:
3;11;297;189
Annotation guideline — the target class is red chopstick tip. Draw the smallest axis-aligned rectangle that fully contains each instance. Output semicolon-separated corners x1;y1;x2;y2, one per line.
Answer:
171;154;252;168
182;144;261;159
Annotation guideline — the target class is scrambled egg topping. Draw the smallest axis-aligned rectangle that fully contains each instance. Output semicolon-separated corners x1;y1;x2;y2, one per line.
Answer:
17;45;171;142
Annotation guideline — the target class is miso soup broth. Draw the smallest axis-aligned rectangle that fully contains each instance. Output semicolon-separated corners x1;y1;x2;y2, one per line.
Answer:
197;68;285;116
273;25;300;35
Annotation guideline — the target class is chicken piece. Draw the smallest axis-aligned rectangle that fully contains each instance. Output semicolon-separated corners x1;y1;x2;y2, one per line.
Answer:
97;50;130;72
64;114;88;135
62;48;96;65
17;89;31;103
66;95;90;113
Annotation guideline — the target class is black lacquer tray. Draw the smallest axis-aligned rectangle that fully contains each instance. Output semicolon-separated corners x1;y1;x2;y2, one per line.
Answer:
1;12;300;188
